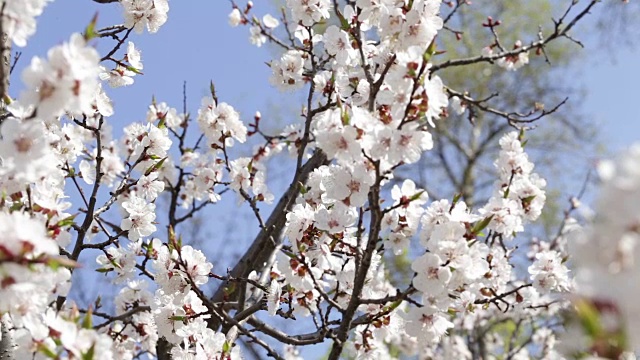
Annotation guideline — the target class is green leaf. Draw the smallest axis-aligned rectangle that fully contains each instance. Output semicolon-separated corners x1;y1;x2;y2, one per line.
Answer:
298;181;308;195
82;308;93;329
168;225;179;251
109;257;122;269
56;214;78;228
224;283;237;297
145;241;155;257
471;215;494;235
281;250;297;259
157;115;166;129
38;344;58;359
410;190;425;202
84;13;99;41
47;257;79;270
82;344;96;360
521;195;536;205
333;8;349;30
518;128;526;142
341;109;350;125
575;299;602;337
423;38;437;63
126;65;143;75
144;157;167;176
223;341;232;354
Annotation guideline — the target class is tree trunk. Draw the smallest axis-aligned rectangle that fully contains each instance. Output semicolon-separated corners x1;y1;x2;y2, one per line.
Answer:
0;318;15;360
0;11;15;360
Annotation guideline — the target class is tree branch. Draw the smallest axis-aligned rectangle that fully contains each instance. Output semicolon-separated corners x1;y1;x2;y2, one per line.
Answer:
209;150;328;314
431;0;602;73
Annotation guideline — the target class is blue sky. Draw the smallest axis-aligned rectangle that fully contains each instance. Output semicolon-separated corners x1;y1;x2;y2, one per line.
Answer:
583;45;640;153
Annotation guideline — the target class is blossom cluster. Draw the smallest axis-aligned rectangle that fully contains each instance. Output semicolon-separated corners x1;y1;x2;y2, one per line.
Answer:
121;0;169;34
483;40;530;71
0;212;71;326
0;0;629;359
0;1;176;357
0;0;51;47
21;33;101;120
100;42;144;88
0;28;116;359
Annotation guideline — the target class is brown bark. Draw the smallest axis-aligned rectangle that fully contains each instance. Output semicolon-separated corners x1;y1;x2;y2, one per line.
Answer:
0;12;14;360
210;150;328;306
